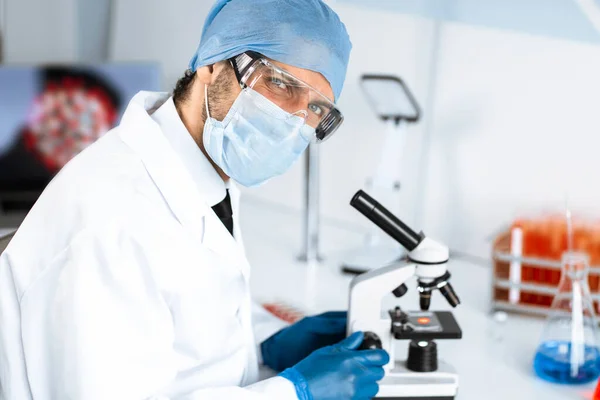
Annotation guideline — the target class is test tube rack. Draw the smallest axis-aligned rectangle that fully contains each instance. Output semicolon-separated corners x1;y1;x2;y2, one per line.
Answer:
492;228;600;317
492;252;600;316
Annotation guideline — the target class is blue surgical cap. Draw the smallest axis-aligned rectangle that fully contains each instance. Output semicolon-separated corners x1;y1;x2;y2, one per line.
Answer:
189;0;352;102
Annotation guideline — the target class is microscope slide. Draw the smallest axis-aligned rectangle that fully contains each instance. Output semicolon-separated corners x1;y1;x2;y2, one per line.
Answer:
262;302;305;323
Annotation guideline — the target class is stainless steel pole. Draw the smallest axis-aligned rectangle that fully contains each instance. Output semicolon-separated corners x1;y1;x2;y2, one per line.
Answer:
0;0;6;63
298;142;322;263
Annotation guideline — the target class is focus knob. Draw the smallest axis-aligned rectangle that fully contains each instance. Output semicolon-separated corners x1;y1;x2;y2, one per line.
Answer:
359;331;383;350
392;283;409;298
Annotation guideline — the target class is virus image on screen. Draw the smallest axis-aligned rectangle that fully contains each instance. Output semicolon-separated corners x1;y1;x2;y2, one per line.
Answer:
21;68;121;173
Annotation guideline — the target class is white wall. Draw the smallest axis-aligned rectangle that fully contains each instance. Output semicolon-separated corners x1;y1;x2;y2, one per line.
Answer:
109;0;214;91
78;0;111;62
1;0;111;64
3;0;78;63
421;24;600;258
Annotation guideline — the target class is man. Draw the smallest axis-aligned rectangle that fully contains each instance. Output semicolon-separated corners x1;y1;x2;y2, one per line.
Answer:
0;1;389;399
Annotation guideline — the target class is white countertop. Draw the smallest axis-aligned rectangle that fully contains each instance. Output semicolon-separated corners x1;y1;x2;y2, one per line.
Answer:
240;198;596;400
3;199;595;399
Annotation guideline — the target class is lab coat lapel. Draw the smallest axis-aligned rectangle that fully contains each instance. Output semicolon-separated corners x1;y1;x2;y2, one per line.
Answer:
202;211;250;279
118;93;249;277
228;182;250;276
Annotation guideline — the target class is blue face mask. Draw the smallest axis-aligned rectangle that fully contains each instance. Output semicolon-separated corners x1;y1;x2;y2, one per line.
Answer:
203;86;314;187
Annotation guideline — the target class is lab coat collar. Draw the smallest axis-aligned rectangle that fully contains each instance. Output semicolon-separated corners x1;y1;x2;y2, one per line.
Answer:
150;97;227;207
118;91;249;277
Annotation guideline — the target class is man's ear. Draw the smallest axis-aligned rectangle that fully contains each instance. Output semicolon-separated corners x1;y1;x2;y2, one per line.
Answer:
195;64;215;86
195;62;228;86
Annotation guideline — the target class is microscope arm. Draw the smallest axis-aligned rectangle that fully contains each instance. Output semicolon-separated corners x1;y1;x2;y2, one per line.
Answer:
348;259;415;335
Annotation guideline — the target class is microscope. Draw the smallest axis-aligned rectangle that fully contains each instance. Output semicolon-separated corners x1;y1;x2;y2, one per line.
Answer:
347;190;462;399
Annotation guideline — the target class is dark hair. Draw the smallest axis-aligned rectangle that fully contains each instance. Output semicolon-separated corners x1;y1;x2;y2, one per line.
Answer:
172;61;236;109
172;69;197;106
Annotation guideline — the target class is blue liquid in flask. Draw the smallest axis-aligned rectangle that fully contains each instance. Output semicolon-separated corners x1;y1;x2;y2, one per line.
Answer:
534;341;600;384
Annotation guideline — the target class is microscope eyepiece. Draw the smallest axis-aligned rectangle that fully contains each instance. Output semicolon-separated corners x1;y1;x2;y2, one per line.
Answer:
350;190;424;251
439;283;461;308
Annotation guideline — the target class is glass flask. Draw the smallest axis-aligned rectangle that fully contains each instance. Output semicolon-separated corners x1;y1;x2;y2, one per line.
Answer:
533;251;600;384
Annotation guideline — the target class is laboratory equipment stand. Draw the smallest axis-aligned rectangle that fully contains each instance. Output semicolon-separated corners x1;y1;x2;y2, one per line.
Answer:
298;143;323;263
339;75;421;275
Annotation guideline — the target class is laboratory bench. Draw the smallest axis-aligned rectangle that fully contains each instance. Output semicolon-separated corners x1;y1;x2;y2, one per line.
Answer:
0;201;595;399
241;198;595;400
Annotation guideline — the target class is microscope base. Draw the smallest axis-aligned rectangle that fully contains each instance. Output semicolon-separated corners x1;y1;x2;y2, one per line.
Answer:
375;359;458;399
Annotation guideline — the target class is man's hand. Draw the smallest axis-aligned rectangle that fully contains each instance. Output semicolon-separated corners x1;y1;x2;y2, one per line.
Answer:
261;311;347;372
279;332;389;400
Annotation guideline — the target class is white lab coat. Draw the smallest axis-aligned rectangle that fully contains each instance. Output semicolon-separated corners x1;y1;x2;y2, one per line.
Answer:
0;92;298;400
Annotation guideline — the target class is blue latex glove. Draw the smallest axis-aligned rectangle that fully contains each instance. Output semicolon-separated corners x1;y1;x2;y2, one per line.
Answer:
189;0;353;101
261;311;347;372
280;332;389;400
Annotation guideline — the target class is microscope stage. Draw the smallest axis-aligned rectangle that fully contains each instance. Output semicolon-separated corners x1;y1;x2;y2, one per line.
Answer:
393;311;462;341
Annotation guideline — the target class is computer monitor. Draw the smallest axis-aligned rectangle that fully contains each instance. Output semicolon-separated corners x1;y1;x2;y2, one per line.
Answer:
0;63;161;214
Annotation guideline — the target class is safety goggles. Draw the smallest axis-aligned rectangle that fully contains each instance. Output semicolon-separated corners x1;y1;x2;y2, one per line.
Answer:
229;52;344;142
